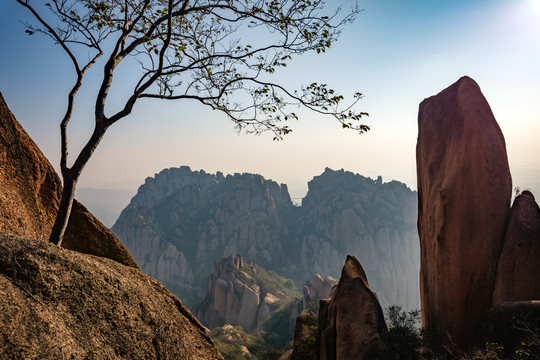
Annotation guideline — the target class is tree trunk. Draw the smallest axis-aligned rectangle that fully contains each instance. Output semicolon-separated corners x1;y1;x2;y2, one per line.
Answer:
49;173;78;246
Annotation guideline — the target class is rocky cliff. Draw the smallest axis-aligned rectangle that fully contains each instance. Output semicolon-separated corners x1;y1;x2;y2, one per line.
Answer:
195;255;299;332
0;233;223;359
0;92;138;269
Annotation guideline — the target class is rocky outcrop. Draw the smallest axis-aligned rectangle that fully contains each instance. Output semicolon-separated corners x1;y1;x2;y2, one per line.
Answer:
493;191;540;304
318;256;389;360
303;274;337;310
196;255;294;332
416;76;513;349
0;92;138;269
113;166;420;310
0;233;222;359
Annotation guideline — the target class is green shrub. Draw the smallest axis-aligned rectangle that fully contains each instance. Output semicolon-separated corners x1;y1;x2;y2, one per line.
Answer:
383;305;422;360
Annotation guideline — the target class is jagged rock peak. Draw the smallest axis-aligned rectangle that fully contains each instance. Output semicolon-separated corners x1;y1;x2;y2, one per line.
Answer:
319;255;390;360
340;255;369;286
128;165;291;210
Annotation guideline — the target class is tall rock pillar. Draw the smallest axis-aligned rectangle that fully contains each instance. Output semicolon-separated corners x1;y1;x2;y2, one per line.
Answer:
416;77;512;349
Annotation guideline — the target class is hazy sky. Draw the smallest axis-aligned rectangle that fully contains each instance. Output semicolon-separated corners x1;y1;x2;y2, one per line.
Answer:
1;0;539;221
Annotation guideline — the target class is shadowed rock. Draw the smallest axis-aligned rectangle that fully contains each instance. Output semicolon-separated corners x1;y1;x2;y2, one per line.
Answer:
416;76;512;349
493;191;540;304
0;92;138;268
475;301;540;355
288;311;318;360
318;255;389;360
0;233;223;359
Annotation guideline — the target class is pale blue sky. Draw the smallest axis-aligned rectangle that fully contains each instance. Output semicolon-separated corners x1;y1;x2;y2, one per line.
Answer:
1;0;539;220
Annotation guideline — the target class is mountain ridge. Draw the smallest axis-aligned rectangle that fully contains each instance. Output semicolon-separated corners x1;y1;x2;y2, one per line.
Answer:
112;166;420;310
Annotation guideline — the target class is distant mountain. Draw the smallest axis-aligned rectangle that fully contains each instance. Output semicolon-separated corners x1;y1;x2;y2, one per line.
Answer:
294;169;420;308
112;166;420;309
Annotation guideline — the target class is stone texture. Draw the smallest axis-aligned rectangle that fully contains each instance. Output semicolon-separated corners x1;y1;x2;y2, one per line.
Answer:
318;255;389;360
493;191;540;304
0;92;138;269
416;76;513;349
0;233;222;360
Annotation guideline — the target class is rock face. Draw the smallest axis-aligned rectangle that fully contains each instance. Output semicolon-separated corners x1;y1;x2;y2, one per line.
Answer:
318;255;389;360
113;166;420;310
416;76;513;349
417;76;540;350
0;233;223;359
493;191;540;304
196;255;296;332
0;92;138;269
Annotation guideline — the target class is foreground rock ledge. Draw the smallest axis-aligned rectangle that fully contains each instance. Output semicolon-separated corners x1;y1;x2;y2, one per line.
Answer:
0;92;138;268
0;234;223;360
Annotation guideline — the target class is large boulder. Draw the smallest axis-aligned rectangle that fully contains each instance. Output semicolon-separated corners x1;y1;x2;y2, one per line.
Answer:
493;191;540;304
318;255;389;360
0;233;223;359
416;76;512;349
0;92;138;268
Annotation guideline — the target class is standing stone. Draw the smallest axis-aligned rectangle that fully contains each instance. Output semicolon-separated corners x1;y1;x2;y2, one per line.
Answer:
416;76;512;349
493;191;540;304
318;256;389;360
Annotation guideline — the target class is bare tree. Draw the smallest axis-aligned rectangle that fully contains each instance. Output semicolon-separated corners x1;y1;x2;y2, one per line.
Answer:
16;0;369;246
